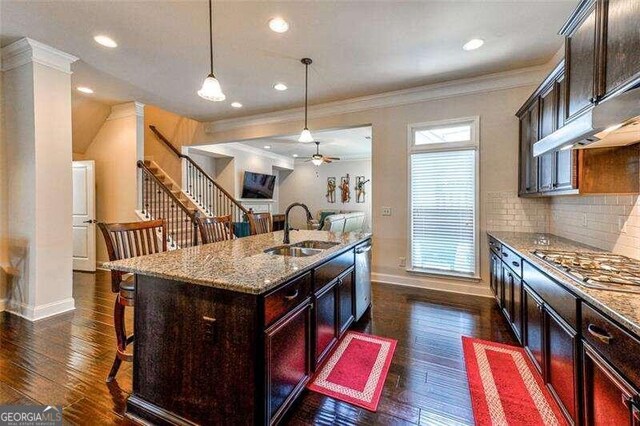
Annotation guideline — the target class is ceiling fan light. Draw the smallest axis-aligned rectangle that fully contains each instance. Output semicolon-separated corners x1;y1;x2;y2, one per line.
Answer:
311;158;323;166
198;74;226;102
299;127;314;143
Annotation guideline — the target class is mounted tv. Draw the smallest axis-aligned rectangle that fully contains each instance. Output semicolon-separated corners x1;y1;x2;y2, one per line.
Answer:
241;171;276;199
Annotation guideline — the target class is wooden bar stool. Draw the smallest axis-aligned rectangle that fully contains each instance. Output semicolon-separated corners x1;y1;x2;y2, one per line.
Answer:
98;219;167;383
247;212;273;235
196;214;235;243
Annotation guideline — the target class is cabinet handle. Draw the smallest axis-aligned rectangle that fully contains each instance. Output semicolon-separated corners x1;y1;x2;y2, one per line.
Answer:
284;289;299;300
512;261;520;268
587;324;613;344
203;316;217;338
502;252;509;257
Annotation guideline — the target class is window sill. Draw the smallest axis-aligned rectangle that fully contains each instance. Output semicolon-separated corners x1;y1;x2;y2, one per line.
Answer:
406;268;481;282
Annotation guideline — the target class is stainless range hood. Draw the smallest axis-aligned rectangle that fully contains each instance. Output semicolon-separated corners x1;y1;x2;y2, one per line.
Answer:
533;86;640;157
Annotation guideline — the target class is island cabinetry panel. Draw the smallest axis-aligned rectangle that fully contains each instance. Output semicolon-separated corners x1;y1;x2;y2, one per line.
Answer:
338;267;355;336
128;276;259;425
265;299;312;425
264;272;312;327
315;250;354;290
314;280;339;367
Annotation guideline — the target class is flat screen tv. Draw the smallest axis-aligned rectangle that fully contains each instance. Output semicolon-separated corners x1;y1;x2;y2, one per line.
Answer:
241;171;276;199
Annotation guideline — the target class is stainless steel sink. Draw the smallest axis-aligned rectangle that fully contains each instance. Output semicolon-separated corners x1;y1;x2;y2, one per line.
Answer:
264;245;323;257
291;240;340;250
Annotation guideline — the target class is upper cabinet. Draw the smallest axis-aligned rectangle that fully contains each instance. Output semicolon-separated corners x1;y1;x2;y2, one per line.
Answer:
517;0;640;198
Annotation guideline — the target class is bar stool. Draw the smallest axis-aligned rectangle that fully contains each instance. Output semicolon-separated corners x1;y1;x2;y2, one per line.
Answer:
195;214;235;243
247;212;273;235
98;219;167;383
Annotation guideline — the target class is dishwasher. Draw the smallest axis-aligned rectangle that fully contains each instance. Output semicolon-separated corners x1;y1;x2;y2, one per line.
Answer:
355;239;372;320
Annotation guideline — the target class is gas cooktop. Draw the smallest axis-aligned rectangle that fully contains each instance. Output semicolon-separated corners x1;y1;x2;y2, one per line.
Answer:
532;249;640;294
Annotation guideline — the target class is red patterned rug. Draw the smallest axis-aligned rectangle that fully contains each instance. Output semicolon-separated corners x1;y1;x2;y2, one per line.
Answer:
462;337;569;425
307;331;397;411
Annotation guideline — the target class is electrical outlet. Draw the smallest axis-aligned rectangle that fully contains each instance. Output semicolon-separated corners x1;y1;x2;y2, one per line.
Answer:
399;257;406;267
382;207;392;216
619;217;628;234
582;213;587;227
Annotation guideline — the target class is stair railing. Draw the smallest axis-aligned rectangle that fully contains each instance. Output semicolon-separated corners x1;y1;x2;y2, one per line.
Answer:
149;125;249;223
138;160;199;248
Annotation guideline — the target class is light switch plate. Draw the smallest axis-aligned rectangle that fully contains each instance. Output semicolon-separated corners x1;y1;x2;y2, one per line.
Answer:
382;207;392;216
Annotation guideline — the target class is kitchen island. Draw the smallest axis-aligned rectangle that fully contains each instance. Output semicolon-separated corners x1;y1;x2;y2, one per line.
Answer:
105;230;372;426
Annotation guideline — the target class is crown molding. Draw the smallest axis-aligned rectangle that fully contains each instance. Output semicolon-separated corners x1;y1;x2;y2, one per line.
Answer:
108;101;145;120
205;64;548;133
1;38;78;73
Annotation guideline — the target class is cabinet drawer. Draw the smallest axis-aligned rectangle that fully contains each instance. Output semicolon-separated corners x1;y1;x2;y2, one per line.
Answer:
264;272;312;327
582;303;640;390
489;236;502;256
523;261;578;329
314;250;354;290
500;245;522;278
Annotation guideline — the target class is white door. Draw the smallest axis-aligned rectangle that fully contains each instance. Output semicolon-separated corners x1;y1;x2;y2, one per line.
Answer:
72;161;96;271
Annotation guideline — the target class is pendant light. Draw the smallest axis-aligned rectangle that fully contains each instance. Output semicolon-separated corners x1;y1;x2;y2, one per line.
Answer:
299;58;314;142
198;0;225;101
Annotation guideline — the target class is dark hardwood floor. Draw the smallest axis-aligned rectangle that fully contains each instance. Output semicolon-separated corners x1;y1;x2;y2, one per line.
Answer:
0;271;515;425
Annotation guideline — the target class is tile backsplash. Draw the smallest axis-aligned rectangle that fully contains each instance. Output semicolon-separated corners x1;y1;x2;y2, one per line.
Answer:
550;195;640;258
486;191;549;233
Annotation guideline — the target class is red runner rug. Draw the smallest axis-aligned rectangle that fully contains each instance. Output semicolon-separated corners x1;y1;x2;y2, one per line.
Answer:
307;331;397;411
462;337;568;426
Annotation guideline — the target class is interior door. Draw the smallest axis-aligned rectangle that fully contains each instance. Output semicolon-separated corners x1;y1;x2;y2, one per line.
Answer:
72;161;96;271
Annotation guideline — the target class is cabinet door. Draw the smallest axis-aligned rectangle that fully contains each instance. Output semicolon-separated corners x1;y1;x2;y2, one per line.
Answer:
265;301;312;424
583;342;637;426
538;85;555;192
566;2;597;121
528;101;540;193
338;269;355;336
546;310;578;423
512;273;523;343
602;0;640;98
519;102;539;195
490;252;501;302
315;282;338;366
524;285;544;375
502;264;513;322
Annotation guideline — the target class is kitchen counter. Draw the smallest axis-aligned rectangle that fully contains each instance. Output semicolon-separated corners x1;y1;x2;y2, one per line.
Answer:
104;229;371;295
488;231;640;336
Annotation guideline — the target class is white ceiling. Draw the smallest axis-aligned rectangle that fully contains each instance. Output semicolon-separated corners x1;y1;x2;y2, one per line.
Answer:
1;1;577;121
235;126;372;160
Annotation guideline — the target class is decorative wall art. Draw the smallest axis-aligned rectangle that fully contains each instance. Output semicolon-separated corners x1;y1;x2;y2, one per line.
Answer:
340;174;351;203
355;176;370;203
326;177;336;203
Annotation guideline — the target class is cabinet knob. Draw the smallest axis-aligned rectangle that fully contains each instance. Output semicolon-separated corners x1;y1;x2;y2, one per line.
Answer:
203;315;217;339
512;261;520;268
502;252;508;257
587;324;613;344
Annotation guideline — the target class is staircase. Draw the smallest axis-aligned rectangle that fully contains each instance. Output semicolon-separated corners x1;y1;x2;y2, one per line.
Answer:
137;126;249;249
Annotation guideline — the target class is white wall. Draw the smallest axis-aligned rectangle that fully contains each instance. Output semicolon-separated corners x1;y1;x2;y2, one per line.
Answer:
279;159;372;229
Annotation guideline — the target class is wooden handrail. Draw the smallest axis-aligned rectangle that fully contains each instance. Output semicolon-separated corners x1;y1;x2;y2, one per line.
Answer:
148;125;249;215
137;160;197;221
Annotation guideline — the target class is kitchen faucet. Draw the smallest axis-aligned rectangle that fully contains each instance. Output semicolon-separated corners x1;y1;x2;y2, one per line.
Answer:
283;202;313;244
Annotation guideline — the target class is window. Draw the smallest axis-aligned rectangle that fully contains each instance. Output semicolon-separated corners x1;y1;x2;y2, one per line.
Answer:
408;118;479;278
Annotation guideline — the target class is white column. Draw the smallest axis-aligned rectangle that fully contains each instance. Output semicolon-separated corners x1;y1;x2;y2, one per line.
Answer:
1;38;78;320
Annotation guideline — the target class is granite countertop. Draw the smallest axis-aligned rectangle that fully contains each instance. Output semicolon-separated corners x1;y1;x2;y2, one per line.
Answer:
488;231;640;336
104;230;371;295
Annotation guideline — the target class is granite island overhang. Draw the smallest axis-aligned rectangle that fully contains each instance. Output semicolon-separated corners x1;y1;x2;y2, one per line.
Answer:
104;230;372;425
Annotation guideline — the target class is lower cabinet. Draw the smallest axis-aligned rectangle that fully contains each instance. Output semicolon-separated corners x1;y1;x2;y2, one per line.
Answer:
265;301;312;425
337;268;355;336
545;309;579;423
490;252;502;306
582;342;640;426
502;264;523;342
523;284;545;375
314;281;338;367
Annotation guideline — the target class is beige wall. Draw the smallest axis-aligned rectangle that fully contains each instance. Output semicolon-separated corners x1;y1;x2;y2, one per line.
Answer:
71;95;111;155
201;84;538;294
144;105;202;186
84;105;141;263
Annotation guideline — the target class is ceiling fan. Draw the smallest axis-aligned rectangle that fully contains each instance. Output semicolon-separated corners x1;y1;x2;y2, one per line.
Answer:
302;141;340;165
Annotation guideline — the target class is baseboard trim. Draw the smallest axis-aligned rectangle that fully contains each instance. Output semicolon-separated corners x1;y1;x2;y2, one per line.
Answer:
5;297;75;321
372;272;492;298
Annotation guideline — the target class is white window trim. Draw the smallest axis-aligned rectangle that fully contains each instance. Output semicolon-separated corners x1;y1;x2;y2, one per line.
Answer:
406;116;481;280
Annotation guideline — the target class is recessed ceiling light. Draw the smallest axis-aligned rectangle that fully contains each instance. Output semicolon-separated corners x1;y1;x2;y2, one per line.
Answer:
292;154;299;158
77;86;94;94
273;83;288;91
94;35;118;48
231;102;243;108
264;145;272;149
463;38;484;51
268;17;289;33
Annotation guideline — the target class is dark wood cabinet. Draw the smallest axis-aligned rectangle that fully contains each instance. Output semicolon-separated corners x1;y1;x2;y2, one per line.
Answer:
490;252;501;304
337;268;355;336
583;342;639;426
518;100;540;195
545;310;579;424
601;0;640;99
523;284;545;375
564;0;597;121
501;264;522;342
265;301;312;424
314;281;338;366
502;263;513;323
